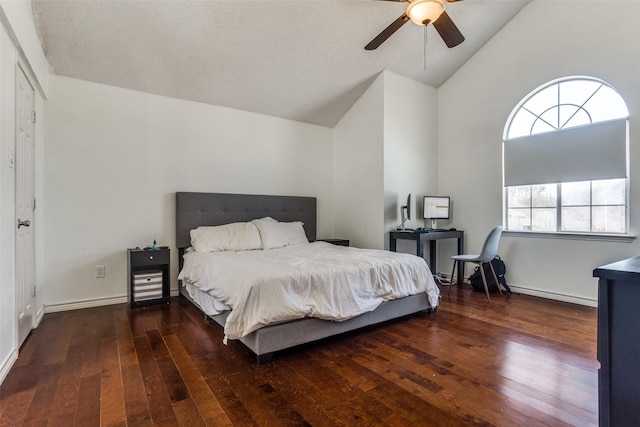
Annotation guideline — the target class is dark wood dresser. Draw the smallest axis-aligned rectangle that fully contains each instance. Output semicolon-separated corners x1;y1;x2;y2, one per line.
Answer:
593;257;640;426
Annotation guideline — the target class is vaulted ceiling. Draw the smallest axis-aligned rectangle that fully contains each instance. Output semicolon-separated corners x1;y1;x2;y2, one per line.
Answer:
32;0;531;127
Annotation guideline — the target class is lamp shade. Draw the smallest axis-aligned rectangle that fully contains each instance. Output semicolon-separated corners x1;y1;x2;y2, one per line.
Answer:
406;0;445;26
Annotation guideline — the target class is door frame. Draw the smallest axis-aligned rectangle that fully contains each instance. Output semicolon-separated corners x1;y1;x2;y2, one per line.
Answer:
14;60;36;349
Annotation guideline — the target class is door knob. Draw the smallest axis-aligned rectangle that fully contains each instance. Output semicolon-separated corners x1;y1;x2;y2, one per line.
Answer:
18;219;30;228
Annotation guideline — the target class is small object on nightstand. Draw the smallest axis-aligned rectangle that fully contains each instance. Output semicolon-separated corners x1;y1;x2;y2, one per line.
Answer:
152;239;157;250
317;238;349;247
127;247;170;308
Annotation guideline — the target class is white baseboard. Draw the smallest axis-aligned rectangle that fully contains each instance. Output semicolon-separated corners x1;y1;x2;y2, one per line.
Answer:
45;295;128;313
45;288;180;314
0;349;18;386
436;273;598;308
508;285;597;308
438;271;597;307
35;305;45;327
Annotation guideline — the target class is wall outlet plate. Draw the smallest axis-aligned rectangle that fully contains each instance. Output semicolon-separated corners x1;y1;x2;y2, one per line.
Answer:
95;265;105;278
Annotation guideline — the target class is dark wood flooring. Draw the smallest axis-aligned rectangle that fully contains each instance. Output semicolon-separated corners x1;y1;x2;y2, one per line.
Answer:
0;285;598;426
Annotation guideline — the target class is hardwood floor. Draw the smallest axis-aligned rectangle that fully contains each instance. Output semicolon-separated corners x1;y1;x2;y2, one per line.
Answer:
0;286;598;426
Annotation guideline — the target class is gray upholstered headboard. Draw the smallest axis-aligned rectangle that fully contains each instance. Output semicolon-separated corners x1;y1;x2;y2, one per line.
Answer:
175;192;317;249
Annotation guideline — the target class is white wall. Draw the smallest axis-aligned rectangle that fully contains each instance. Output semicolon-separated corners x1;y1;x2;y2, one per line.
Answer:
43;75;334;309
333;73;385;249
333;71;440;253
438;0;640;305
382;71;439;255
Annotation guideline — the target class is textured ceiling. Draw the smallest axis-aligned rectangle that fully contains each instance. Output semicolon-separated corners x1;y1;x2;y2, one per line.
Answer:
32;0;531;128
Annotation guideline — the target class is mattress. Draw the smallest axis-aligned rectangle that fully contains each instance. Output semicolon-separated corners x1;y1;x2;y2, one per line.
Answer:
178;241;439;341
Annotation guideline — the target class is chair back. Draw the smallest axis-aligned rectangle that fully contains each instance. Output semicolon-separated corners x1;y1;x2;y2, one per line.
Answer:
477;226;503;263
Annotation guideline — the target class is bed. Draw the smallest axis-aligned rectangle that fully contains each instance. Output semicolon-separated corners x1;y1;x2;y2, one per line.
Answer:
176;192;439;363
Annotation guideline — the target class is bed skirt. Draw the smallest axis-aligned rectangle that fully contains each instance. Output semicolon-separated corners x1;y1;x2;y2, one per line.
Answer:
179;284;435;364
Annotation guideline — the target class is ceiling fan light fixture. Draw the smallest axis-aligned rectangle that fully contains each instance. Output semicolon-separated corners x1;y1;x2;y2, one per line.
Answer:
406;0;445;26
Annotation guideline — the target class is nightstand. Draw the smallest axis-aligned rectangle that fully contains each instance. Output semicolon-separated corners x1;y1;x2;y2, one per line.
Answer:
317;238;349;247
127;247;170;308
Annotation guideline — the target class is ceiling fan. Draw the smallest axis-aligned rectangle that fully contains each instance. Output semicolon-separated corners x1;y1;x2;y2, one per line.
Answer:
365;0;465;50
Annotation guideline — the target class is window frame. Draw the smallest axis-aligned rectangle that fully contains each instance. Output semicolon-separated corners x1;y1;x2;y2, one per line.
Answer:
504;180;629;236
502;76;631;239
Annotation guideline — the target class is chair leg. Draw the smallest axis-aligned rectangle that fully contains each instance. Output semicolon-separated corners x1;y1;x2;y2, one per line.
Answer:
448;260;457;297
479;262;491;302
488;261;503;295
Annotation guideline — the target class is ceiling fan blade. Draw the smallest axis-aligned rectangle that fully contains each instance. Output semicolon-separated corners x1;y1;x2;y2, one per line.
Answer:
365;13;410;50
432;10;465;48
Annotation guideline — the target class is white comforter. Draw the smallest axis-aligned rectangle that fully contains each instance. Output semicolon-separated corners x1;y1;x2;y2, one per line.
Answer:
178;241;439;340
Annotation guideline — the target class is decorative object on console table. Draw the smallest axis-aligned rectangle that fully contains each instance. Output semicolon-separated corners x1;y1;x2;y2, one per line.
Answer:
317;238;349;247
127;247;170;308
593;257;640;426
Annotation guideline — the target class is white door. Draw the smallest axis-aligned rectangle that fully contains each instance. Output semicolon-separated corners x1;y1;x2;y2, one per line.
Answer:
15;64;36;347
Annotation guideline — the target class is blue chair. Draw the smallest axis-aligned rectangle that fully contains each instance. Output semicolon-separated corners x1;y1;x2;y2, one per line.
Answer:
449;226;503;302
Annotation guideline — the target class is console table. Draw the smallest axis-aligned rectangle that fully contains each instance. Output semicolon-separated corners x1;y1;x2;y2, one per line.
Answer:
390;230;464;284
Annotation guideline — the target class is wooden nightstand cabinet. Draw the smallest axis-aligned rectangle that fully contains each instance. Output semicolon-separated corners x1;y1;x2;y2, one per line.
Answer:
317;238;349;247
127;248;170;308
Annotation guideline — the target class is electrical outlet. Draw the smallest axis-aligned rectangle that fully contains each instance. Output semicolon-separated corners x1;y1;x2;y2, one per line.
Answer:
95;265;105;278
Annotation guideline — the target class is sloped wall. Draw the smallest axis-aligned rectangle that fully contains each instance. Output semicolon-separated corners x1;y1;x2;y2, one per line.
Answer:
42;75;334;308
438;0;640;304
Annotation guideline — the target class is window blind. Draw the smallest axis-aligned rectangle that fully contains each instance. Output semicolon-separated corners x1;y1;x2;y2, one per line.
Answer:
503;118;627;186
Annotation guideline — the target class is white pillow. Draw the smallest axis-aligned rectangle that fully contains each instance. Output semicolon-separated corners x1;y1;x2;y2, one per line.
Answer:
190;222;262;252
253;216;278;224
253;220;309;250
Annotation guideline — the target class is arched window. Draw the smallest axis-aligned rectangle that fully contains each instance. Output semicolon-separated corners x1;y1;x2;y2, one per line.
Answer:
503;76;629;234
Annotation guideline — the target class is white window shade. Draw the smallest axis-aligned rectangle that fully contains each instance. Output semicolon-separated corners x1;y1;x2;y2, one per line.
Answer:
504;118;627;186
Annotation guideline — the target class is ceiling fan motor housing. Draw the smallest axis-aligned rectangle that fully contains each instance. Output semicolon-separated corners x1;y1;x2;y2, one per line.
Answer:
406;0;445;26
